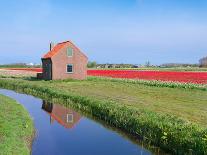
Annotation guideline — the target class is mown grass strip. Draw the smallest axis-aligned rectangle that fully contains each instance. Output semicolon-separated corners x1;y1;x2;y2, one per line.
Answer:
0;94;34;155
0;78;207;154
87;76;207;91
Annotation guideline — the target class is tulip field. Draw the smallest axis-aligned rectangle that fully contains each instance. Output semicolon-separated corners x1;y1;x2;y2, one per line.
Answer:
88;70;207;84
4;68;42;72
1;68;207;84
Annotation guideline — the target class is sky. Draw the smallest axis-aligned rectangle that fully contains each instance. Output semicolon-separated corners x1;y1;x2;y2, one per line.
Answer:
0;0;207;65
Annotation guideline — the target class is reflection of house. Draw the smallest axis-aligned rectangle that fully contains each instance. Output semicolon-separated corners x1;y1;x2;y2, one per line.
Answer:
42;101;81;129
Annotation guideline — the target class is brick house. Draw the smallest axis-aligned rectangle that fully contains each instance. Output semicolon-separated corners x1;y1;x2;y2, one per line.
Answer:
41;41;88;80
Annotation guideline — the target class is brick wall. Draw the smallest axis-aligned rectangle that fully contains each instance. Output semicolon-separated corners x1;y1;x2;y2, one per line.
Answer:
51;42;88;80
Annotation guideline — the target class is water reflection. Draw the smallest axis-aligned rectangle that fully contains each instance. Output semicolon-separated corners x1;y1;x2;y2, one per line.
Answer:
0;89;160;155
42;101;81;129
41;101;162;154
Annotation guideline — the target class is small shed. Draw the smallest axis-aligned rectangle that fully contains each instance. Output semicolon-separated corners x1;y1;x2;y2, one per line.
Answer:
41;41;88;80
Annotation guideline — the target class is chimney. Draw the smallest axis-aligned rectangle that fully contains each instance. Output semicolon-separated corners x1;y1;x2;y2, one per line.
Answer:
50;42;55;51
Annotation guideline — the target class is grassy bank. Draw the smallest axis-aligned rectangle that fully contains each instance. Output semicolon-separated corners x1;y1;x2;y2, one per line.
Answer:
0;94;34;155
87;76;207;91
0;77;207;154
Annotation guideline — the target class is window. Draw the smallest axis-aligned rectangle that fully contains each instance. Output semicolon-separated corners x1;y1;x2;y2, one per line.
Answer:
67;114;73;123
67;47;73;57
66;64;73;73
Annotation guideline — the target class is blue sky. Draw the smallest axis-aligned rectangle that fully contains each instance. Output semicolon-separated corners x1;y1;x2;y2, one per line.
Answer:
0;0;207;65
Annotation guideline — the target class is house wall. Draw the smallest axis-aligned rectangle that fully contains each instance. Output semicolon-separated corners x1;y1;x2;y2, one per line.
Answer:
42;58;52;80
51;42;88;80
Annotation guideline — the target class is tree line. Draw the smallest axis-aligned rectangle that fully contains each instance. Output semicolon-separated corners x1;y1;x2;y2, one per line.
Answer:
199;56;207;67
88;56;207;68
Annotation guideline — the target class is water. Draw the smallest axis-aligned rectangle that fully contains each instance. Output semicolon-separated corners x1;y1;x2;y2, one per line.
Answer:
0;89;154;155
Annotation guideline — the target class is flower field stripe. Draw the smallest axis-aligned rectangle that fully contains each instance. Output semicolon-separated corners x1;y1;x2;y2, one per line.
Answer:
3;68;207;84
3;68;43;72
87;70;207;84
87;76;207;91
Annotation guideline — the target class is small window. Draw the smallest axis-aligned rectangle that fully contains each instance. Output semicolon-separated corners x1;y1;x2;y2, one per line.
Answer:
66;64;73;73
67;47;73;57
67;114;73;123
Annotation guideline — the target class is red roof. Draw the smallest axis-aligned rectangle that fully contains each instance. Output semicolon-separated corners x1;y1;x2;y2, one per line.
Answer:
43;40;88;59
43;41;69;59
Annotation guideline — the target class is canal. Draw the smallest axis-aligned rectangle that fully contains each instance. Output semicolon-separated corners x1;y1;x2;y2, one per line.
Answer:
0;89;161;155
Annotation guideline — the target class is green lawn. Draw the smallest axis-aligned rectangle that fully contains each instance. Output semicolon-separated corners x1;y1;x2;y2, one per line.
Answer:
0;94;34;155
42;78;207;127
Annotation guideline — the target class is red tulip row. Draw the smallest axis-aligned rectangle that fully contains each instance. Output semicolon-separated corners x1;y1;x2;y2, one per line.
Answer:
4;68;43;72
87;70;207;84
3;68;207;84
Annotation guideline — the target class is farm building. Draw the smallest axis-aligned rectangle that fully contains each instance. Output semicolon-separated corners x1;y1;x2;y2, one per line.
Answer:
41;41;88;80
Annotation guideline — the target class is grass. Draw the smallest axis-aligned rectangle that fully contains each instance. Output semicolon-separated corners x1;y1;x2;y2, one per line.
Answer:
0;76;207;154
53;77;207;127
88;76;207;91
0;94;34;155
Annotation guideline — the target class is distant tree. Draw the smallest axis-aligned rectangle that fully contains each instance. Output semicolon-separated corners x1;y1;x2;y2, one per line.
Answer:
145;61;151;67
199;56;207;68
87;61;97;68
161;63;198;68
0;63;31;68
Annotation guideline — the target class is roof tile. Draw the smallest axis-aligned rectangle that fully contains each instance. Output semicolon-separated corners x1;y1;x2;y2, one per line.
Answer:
43;41;69;59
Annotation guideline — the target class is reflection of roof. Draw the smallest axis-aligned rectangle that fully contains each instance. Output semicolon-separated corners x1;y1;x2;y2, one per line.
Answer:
42;101;81;129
